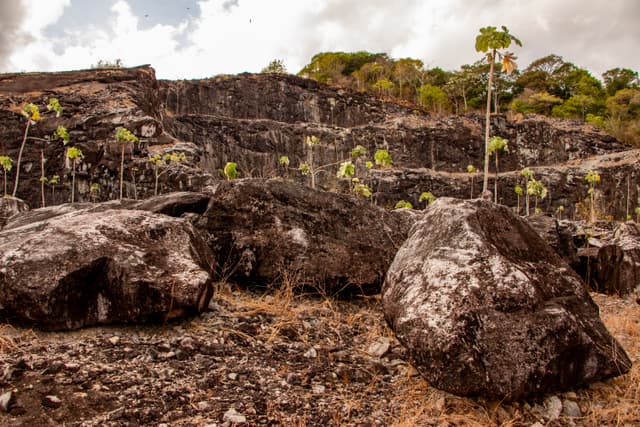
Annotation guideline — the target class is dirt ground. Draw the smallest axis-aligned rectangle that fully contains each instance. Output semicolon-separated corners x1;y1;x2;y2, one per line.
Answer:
0;284;638;427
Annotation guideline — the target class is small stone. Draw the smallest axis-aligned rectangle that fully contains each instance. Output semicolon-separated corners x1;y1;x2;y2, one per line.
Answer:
227;373;238;381
367;337;391;358
196;401;211;411
180;337;196;351
303;348;317;359
312;384;325;394
223;407;246;424
42;395;62;408
530;423;544;427
544;395;563;421
0;391;13;412
108;336;120;345
562;399;582;418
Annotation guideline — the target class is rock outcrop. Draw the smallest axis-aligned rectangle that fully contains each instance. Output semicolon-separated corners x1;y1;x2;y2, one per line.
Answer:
0;204;215;330
196;179;415;293
382;197;631;400
527;214;579;269
1;66;637;219
0;197;29;229
597;222;640;296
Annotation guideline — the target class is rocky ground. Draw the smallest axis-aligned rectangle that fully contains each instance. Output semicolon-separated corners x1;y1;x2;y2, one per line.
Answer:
0;282;638;427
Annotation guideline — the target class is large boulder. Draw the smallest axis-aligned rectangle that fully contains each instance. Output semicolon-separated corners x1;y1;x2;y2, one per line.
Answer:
0;205;215;330
196;179;415;294
527;215;579;269
383;197;631;400
597;222;640;296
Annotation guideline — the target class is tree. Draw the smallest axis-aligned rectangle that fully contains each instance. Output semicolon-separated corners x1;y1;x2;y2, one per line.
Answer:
49;175;60;202
602;68;639;96
261;59;287;74
585;170;601;223
635;206;640;223
521;167;534;215
418;84;450;113
66;147;84;203
89;183;100;203
149;152;187;195
514;185;523;214
467;164;477;198
224;162;238;181
526;179;547;213
372;78;395;97
487;136;509;203
1;156;13;197
92;58;123;69
12;103;40;197
475;25;522;195
393;58;424;98
115;127;138;200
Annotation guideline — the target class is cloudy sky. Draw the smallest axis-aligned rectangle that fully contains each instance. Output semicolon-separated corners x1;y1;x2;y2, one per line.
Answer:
1;0;638;80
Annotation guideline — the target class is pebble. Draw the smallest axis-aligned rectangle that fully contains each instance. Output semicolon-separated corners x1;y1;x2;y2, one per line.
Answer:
312;384;326;394
562;399;582;418
544;395;563;421
42;395;62;408
0;391;13;412
223;407;246;424
108;336;120;345
227;373;238;381
367;337;391;358
303;348;317;358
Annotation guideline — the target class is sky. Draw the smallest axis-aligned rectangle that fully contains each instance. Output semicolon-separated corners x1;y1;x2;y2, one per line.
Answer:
0;0;639;80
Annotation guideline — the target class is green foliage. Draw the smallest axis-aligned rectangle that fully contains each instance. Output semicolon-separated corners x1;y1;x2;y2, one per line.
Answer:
365;161;373;169
115;127;138;143
372;78;395;96
1;155;13;197
488;136;509;155
418;84;449;113
521;167;534;179
53;125;70;144
304;135;319;147
224;162;238;181
585;170;601;185
47;98;63;117
475;25;522;54
279;155;290;167
526;179;548;212
66;146;84;160
353;182;372;198
514;185;523;196
351;145;367;159
586;114;606;128
419;191;436;206
374;149;393;168
467;164;476;173
602;68;639;96
299;162;311;176
21;103;40;121
261;59;287;74
336;161;355;179
394;200;413;209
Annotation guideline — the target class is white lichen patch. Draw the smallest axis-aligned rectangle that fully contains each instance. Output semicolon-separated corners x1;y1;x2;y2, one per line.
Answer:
286;227;309;248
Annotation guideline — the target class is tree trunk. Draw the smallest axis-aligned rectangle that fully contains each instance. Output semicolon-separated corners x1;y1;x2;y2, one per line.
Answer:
525;178;530;216
3;170;7;196
12;120;31;197
494;153;499;203
40;150;46;207
71;160;76;203
482;51;496;195
119;143;125;199
470;176;474;199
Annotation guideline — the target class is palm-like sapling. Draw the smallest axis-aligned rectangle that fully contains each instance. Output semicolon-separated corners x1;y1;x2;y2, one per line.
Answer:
115;127;139;199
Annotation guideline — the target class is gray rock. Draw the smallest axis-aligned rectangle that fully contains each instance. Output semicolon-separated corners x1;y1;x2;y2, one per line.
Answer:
544;395;563;421
0;390;13;412
597;222;640;296
383;197;632;400
223;407;246;424
0;197;28;229
0;206;215;330
562;399;582;418
367;337;391;358
527;215;579;269
196;179;414;294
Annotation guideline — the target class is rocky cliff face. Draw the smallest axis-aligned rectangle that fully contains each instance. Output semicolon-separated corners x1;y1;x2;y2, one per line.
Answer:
0;66;636;218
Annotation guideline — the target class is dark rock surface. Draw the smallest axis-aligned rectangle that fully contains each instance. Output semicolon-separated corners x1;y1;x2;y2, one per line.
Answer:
196;179;415;293
527;215;580;269
0;205;214;330
382;197;631;400
1;66;637;219
597;222;640;296
0;198;29;229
